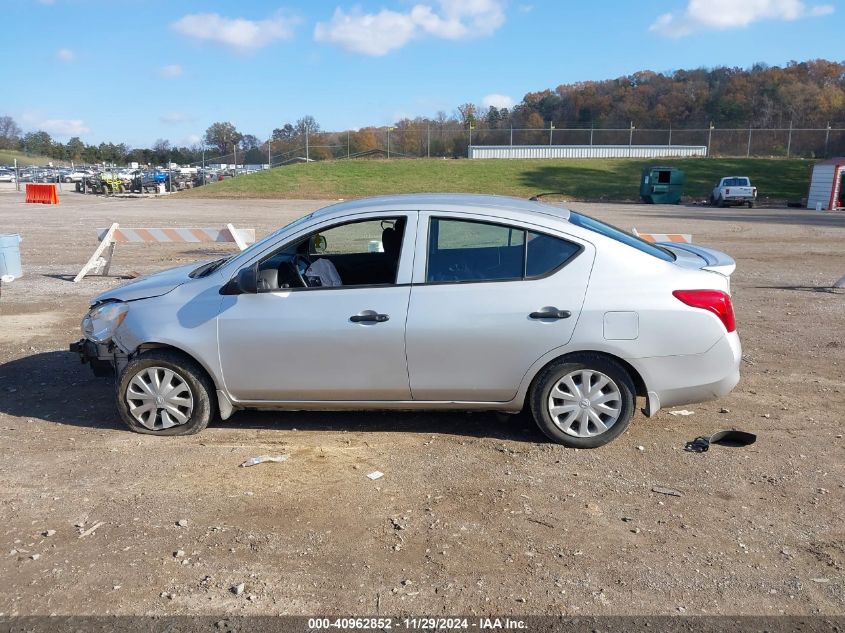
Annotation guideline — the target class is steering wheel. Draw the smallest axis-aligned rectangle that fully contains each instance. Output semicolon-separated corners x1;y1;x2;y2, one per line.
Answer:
290;253;313;287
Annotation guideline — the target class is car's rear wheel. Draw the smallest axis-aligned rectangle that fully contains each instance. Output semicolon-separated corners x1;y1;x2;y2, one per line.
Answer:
117;350;215;435
529;355;635;448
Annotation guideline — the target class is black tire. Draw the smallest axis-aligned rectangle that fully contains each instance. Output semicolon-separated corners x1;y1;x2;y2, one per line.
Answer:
529;354;635;448
717;196;726;208
116;349;216;436
747;201;754;208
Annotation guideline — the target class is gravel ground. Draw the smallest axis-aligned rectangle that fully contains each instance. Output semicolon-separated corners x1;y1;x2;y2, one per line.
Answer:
0;187;843;617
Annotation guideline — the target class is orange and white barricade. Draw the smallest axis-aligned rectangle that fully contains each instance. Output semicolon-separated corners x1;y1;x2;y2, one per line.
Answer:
74;222;255;282
632;228;692;243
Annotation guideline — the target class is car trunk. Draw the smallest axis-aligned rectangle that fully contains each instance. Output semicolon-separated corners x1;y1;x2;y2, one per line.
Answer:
659;242;736;283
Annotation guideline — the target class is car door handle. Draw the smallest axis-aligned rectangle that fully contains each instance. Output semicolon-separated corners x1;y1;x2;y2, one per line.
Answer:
350;312;389;323
529;309;571;320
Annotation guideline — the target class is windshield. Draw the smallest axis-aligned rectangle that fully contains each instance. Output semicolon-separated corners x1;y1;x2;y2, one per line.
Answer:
569;212;675;262
242;212;315;255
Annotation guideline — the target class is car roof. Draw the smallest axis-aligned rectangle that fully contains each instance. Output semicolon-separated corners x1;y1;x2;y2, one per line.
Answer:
311;193;571;223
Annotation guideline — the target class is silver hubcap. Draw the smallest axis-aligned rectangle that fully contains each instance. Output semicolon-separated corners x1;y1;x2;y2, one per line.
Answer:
548;369;622;437
126;366;194;431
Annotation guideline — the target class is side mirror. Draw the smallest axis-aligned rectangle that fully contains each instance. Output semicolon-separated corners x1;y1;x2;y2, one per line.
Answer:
231;265;258;294
310;234;327;253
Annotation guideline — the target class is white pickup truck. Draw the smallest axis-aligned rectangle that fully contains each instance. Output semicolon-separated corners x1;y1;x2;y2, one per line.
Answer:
711;176;757;208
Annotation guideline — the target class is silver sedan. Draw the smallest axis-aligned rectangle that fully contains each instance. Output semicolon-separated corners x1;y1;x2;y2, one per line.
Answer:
71;194;740;448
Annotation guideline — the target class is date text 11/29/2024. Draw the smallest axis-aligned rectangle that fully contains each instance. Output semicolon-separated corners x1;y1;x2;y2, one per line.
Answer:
308;617;527;630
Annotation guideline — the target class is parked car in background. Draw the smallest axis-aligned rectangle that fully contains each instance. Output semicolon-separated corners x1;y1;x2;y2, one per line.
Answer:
0;169;15;182
62;170;90;183
711;177;757;208
70;194;740;448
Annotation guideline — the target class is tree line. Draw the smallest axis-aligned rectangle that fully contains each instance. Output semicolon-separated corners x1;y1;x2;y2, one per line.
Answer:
1;59;842;165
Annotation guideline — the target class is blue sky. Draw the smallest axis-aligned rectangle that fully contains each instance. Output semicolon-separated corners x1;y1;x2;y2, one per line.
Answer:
1;0;841;147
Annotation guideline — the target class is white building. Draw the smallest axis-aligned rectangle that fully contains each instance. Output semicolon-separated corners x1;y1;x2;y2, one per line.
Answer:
806;158;845;211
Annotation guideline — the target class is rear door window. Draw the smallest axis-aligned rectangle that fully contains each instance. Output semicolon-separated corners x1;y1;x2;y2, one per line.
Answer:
426;218;580;283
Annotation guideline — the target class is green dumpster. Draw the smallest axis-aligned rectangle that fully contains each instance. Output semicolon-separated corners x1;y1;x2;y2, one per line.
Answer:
640;166;685;204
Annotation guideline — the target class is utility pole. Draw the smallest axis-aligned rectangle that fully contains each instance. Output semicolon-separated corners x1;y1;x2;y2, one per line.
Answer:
387;127;393;158
468;123;474;157
668;123;672;147
590;124;593;147
510;125;513;146
427;125;430;158
347;131;350;159
708;122;714;157
305;129;309;162
629;121;635;147
786;120;793;158
746;125;752;158
267;139;271;168
824;122;831;157
549;121;555;146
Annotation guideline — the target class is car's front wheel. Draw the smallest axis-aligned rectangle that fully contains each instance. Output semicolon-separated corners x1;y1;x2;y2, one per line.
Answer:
529;355;635;448
117;349;215;435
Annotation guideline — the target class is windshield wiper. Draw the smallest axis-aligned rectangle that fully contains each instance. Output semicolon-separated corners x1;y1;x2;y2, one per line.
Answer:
190;257;230;278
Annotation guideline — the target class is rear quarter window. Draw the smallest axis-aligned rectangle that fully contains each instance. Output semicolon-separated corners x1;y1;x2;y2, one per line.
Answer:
526;232;581;277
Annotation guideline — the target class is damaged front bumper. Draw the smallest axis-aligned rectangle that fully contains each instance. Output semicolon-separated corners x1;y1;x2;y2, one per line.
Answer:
69;338;127;377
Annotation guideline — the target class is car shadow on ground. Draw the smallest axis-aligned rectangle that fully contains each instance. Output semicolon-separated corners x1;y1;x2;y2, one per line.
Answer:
0;350;544;442
755;285;843;294
215;408;543;443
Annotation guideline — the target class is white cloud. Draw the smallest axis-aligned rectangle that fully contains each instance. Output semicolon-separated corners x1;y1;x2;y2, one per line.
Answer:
159;113;193;125
56;48;74;61
171;12;299;51
481;93;514;109
650;0;835;37
808;4;835;15
314;0;506;56
180;134;203;146
315;8;418;56
40;119;90;137
160;64;183;78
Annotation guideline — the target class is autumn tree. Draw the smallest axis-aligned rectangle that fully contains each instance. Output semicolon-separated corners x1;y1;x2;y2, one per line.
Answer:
204;122;242;155
0;116;22;150
272;124;295;141
22;131;52;156
65;137;85;161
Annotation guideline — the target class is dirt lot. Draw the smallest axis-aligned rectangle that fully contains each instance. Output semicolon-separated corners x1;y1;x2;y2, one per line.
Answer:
0;187;843;617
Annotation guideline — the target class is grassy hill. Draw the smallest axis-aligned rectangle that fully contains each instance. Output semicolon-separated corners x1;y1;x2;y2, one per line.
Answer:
182;157;813;202
0;149;64;167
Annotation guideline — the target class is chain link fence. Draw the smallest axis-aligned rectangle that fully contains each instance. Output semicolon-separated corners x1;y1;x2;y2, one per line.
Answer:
255;125;845;167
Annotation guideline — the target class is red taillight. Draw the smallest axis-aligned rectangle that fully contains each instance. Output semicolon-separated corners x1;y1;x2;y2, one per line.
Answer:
673;289;736;332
